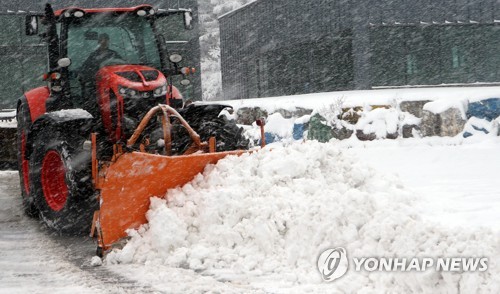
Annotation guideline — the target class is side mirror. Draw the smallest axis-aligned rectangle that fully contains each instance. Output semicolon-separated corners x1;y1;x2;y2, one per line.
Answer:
183;11;193;30
25;15;39;36
57;58;71;68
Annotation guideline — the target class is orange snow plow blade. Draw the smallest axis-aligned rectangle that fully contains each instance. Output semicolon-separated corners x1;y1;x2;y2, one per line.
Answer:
96;150;245;249
90;104;255;251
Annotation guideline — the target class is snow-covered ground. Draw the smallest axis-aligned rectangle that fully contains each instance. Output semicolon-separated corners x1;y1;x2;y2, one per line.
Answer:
340;137;500;231
220;86;500;112
0;172;106;294
1;86;500;292
1;137;499;292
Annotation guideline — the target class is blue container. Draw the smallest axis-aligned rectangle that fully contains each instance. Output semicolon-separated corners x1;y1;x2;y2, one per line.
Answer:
466;98;500;121
293;123;305;140
258;132;282;145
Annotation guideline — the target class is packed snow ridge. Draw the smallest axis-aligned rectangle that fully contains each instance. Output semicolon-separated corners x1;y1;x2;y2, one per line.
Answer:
107;141;498;292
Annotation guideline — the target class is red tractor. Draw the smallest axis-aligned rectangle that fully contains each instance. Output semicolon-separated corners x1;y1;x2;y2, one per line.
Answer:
17;3;249;250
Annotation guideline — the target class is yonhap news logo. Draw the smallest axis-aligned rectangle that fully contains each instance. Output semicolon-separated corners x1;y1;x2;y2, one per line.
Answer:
317;247;349;282
317;247;488;282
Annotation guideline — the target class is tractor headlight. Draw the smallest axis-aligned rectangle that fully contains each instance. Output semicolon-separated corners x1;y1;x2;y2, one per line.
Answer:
118;86;142;99
153;84;167;97
136;7;155;16
169;54;182;63
118;86;162;99
74;11;84;18
63;9;85;18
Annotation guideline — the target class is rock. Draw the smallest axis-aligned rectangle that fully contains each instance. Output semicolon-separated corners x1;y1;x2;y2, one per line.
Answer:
421;111;440;136
421;107;466;137
356;130;376;141
340;107;363;124
274;108;293;119
354;107;399;140
399;100;431;118
274;107;313;119
332;126;354;140
402;124;420;138
355;129;397;140
235;107;268;125
386;132;399;139
293;107;313;117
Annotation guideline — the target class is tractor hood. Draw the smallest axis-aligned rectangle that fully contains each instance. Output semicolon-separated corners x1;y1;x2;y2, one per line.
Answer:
96;64;167;91
95;64;169;143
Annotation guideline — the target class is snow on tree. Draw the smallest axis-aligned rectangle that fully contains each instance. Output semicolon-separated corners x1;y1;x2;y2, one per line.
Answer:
198;0;255;100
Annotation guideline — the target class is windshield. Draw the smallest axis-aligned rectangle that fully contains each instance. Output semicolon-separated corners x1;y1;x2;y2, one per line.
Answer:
67;14;161;71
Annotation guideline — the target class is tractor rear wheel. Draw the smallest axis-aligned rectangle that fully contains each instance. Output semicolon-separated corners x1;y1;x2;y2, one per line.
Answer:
172;106;250;154
16;102;38;217
29;128;97;234
191;115;250;151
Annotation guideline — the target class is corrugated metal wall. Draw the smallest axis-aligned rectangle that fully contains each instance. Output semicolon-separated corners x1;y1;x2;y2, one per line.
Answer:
220;0;500;100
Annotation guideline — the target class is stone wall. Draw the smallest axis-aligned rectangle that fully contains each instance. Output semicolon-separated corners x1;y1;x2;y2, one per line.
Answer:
233;98;500;142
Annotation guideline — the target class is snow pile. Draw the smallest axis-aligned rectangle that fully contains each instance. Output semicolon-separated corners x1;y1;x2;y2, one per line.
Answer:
463;117;499;137
356;107;400;138
264;112;295;139
106;142;499;292
50;109;93;119
221;87;500;113
423;98;468;118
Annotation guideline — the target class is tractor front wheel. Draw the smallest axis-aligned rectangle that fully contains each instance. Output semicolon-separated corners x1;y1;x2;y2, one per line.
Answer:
16;102;38;217
29;129;96;234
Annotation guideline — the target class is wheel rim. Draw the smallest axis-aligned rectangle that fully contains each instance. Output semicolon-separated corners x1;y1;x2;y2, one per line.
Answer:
41;150;68;212
21;131;30;194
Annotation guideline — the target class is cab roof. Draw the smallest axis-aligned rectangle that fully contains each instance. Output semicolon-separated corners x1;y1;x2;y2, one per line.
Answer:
54;5;152;17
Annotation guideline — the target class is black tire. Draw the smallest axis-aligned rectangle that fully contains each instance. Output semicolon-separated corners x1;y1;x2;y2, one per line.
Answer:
16;102;38;217
96;246;104;258
29;127;97;234
172;109;250;154
191;115;250;151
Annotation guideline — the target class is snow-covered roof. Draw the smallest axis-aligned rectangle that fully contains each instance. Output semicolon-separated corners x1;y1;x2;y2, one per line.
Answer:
218;0;259;20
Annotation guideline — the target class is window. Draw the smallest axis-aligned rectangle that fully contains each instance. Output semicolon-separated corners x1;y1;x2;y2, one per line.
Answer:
66;14;162;97
406;54;418;75
451;46;465;69
371;24;500;87
67;15;161;70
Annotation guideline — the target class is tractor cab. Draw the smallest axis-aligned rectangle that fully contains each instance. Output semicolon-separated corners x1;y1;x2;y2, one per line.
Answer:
25;5;193;142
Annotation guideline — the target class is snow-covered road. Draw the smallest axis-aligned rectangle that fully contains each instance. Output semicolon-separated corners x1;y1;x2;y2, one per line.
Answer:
0;171;171;294
0;172;103;294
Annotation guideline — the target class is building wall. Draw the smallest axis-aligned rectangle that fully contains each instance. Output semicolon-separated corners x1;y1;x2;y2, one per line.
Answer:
220;0;500;100
0;0;201;109
0;13;46;109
